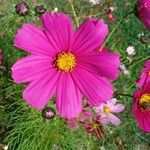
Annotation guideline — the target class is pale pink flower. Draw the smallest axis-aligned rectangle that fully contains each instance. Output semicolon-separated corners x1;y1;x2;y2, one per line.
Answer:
94;98;125;126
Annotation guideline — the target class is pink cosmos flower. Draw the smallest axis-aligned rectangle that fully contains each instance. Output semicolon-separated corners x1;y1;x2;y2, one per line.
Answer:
82;116;104;139
136;59;150;87
67;103;94;128
11;13;120;119
136;0;150;31
67;111;93;129
133;84;150;132
94;98;125;126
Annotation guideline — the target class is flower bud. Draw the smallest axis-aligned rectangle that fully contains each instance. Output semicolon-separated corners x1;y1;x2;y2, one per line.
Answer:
42;107;55;120
15;2;29;16
35;5;46;15
140;35;149;44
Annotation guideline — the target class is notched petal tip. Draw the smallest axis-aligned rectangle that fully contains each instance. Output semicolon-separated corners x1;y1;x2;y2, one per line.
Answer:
41;12;70;22
14;23;34;42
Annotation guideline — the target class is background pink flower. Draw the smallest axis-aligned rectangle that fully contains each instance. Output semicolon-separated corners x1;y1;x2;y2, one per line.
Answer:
136;0;150;31
94;98;125;126
133;84;150;132
136;59;150;87
11;13;120;119
67;111;93;129
82;116;104;139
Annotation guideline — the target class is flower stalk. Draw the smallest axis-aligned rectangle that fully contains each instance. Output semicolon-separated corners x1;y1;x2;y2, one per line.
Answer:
100;10;134;51
68;0;79;27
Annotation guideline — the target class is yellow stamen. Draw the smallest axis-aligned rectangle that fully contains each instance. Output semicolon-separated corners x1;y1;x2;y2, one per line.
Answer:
92;124;99;130
55;52;76;72
103;106;111;114
140;93;150;104
139;93;150;111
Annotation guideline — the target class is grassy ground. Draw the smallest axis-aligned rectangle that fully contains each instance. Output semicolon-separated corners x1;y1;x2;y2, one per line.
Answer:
0;0;150;149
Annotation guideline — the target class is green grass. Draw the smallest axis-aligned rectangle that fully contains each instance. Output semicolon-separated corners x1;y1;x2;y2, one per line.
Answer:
0;0;150;149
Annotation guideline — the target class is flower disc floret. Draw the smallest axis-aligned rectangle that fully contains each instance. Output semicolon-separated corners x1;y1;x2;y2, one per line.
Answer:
55;52;76;72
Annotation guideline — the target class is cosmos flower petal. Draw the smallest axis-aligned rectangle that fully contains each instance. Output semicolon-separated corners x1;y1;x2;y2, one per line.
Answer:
23;71;59;109
109;114;121;126
136;59;150;87
139;113;150;132
133;89;144;102
106;98;117;107
72;19;108;54
67;118;78;128
136;73;147;86
94;103;105;113
14;23;57;56
111;104;125;113
133;105;150;132
77;50;120;80
101;114;110;124
11;55;53;83
72;68;114;105
137;0;150;31
41;13;74;52
56;73;82;119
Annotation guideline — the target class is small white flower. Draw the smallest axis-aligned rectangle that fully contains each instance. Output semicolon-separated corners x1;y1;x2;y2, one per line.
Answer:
126;46;135;56
119;63;130;75
89;0;101;5
119;63;126;71
4;145;8;150
100;146;106;150
0;144;8;150
52;7;58;13
123;69;130;75
109;6;115;12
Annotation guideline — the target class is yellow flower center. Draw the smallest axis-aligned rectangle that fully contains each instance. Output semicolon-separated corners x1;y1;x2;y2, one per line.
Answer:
92;124;99;130
139;93;150;111
103;106;111;114
55;52;76;72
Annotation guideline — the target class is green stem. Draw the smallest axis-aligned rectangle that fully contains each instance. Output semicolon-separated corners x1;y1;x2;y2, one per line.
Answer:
100;10;134;51
116;93;133;98
68;0;79;28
